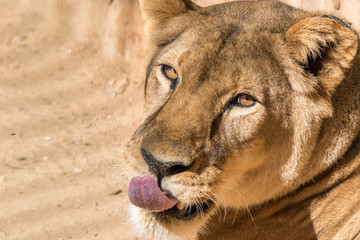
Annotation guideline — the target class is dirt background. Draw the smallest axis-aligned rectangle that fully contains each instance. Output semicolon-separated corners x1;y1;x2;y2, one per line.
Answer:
0;0;358;239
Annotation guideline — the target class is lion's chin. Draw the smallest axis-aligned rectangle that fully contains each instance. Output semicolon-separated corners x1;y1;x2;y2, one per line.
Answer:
128;205;212;240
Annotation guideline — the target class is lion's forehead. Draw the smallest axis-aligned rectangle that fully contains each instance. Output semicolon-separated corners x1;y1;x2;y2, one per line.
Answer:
200;1;304;32
157;26;285;88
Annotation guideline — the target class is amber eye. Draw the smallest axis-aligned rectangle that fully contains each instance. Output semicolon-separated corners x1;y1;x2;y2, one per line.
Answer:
237;93;257;107
226;93;257;111
161;65;178;81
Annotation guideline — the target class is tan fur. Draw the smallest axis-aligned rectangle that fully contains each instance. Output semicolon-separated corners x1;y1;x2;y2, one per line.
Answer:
122;1;360;239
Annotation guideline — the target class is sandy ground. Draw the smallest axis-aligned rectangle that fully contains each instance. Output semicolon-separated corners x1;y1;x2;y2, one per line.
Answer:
0;1;145;239
0;0;358;240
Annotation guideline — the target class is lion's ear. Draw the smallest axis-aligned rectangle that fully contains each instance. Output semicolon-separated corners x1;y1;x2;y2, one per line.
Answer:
285;15;359;96
139;0;199;44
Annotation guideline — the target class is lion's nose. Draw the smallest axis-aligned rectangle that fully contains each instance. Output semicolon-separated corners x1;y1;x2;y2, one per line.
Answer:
141;148;191;177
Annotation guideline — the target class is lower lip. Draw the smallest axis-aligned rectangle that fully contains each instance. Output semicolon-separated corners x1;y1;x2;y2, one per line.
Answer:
155;201;210;221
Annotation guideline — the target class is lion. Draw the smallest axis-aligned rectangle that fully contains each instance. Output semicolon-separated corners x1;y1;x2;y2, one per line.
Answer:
121;0;360;239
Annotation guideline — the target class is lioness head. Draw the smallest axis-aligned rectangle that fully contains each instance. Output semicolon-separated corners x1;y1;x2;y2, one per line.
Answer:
122;0;359;239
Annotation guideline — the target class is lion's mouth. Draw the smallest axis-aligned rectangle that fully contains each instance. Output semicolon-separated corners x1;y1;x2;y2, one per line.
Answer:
128;176;211;220
160;200;211;220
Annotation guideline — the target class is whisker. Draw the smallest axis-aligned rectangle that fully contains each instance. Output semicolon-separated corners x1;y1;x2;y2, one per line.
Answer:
246;206;257;228
210;190;227;207
204;193;221;220
204;192;216;204
231;208;239;225
197;195;205;217
209;190;227;222
196;193;205;217
194;196;200;216
223;206;227;222
185;203;191;215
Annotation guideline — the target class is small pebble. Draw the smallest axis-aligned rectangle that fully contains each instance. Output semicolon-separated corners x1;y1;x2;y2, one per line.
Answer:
0;176;5;184
73;168;82;174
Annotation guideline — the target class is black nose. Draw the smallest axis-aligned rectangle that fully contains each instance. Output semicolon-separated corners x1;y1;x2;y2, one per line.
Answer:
141;148;190;177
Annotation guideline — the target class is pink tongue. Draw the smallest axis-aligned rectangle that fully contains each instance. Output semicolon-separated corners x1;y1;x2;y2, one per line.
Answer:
128;176;178;212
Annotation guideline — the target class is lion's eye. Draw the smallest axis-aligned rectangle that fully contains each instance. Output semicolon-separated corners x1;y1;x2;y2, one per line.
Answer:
161;65;178;81
226;93;257;111
237;94;257;107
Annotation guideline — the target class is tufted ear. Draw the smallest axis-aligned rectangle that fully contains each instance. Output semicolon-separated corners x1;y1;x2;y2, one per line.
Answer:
139;0;199;44
285;15;359;96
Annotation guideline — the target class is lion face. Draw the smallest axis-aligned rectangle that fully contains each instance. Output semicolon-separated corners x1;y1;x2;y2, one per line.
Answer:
122;1;358;239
